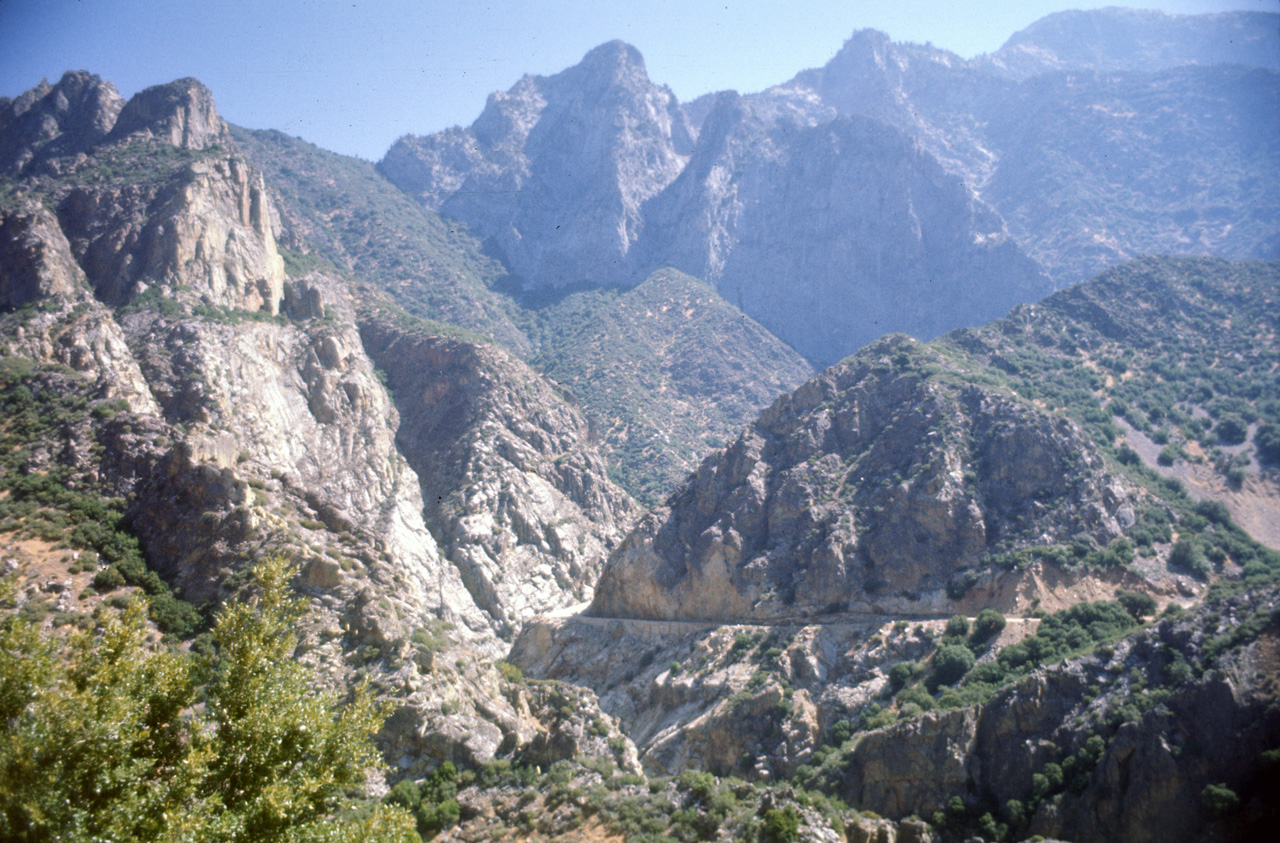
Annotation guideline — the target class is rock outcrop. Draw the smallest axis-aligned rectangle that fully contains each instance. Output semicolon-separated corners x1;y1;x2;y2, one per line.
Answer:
590;335;1134;623
0;73;284;315
56;153;285;311
106;77;231;151
0;200;88;308
360;322;638;638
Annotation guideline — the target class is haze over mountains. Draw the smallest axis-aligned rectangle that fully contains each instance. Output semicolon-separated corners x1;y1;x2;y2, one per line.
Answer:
1;7;1279;843
379;6;1279;364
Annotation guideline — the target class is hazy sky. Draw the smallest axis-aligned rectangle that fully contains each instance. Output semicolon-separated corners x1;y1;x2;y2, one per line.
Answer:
0;0;1271;160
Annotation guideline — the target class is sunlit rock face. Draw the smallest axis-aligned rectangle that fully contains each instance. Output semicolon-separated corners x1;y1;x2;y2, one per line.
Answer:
591;336;1133;623
380;40;695;290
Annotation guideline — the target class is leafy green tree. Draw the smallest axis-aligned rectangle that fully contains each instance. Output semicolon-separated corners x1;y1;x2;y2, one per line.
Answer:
1116;589;1157;621
931;644;976;688
0;560;419;843
971;609;1007;642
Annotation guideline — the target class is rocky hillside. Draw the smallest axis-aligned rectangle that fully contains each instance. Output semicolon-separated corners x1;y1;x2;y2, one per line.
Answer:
235;124;812;503
0;71;639;780
589;333;1138;624
586;255;1280;626
506;256;1280;842
522;268;813;503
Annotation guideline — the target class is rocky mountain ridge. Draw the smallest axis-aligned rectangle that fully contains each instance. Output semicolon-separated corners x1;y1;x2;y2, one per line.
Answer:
379;40;695;291
234;124;813;502
381;10;1278;365
588;334;1137;624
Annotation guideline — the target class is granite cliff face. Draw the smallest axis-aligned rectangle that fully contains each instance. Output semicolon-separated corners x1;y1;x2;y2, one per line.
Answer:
380;41;695;289
0;200;87;308
589;335;1134;623
633;96;1050;365
360;322;637;637
0;75;640;776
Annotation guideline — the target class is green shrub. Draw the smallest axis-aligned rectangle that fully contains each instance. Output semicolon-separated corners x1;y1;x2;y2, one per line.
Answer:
931;645;976;688
944;615;970;638
1116;590;1157;621
496;660;524;684
1169;537;1210;579
888;661;916;692
971;609;1007;642
1215;414;1248;446
1200;783;1240;818
896;684;936;712
1256;424;1280;465
761;806;800;843
1157;444;1182;466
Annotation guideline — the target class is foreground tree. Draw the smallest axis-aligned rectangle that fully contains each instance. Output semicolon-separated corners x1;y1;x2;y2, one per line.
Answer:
0;558;418;843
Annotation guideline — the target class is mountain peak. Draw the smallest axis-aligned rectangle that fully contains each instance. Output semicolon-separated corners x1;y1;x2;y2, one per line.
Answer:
108;77;229;150
0;70;124;174
577;39;647;77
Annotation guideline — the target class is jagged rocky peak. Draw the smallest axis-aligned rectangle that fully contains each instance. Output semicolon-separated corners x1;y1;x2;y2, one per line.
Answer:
107;76;231;150
379;40;695;289
0;72;281;316
590;334;1135;622
0;70;125;174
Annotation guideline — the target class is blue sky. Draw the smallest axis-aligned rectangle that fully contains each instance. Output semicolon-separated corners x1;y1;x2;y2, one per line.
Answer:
0;0;1270;160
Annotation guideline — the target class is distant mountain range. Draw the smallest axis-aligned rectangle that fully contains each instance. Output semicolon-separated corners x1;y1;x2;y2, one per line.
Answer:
379;7;1278;365
1;8;1278;843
